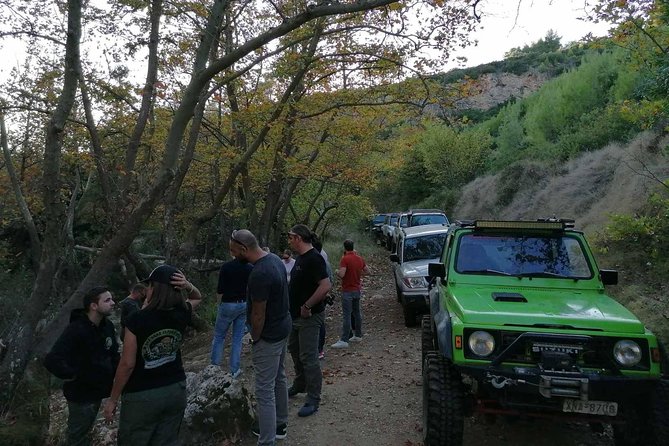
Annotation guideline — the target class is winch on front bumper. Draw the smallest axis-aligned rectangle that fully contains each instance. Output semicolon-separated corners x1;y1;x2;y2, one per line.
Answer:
457;332;657;418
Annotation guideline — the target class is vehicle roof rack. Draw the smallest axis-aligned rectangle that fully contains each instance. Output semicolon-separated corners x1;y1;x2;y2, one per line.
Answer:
472;219;576;231
536;218;575;228
408;208;444;214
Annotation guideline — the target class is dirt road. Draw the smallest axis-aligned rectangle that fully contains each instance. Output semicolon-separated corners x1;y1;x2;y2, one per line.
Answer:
235;249;615;446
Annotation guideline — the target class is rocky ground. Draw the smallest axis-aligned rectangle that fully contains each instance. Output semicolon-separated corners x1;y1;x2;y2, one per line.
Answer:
47;248;618;445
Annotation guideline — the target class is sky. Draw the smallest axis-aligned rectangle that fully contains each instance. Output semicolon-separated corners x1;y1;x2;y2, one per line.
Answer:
0;0;612;82
449;0;612;68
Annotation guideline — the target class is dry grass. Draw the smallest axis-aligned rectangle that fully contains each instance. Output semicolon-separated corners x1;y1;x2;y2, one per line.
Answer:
453;130;669;346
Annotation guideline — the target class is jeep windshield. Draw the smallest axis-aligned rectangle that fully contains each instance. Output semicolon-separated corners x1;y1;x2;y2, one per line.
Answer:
404;233;447;262
410;214;448;226
455;233;593;279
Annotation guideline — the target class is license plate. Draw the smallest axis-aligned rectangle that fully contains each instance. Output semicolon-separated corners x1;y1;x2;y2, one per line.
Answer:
562;399;618;416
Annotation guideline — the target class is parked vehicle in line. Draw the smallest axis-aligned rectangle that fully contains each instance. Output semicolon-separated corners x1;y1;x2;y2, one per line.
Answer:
369;213;388;242
389;212;410;253
422;218;668;446
381;212;400;250
390;224;448;327
407;209;449;228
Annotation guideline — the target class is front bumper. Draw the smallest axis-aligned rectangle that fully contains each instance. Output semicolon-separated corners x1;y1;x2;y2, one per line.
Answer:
461;364;657;401
401;290;429;312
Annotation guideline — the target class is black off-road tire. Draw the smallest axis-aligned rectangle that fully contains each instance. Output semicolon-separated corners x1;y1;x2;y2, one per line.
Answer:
395;283;402;303
422;352;464;446
403;305;416;327
613;379;668;446
649;379;669;445
421;315;436;369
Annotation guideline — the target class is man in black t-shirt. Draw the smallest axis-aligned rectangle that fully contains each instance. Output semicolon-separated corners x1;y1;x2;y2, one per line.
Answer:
286;224;331;418
231;229;292;444
210;257;253;377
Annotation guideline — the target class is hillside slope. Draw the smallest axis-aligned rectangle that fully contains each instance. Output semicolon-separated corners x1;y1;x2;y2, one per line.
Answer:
453;130;669;236
452;130;669;345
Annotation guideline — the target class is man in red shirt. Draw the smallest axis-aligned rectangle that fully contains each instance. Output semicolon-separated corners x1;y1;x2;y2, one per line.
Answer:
331;239;370;348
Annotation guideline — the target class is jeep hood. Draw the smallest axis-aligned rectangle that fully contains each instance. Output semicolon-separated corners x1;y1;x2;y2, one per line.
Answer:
451;285;645;334
400;259;439;277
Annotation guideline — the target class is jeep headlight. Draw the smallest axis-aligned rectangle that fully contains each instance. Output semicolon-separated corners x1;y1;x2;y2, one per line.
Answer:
402;277;427;288
613;340;642;366
468;331;495;357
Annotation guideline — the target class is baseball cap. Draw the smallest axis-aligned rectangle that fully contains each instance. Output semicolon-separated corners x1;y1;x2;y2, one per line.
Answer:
141;265;179;285
288;224;313;242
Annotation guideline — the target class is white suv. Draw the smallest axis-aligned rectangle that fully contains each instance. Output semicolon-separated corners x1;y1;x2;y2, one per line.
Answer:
407;209;449;227
390;224;448;327
389;212;410;253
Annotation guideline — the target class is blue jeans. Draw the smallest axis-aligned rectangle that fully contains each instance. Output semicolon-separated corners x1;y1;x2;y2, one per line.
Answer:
210;301;247;373
252;337;288;446
340;291;362;341
288;312;324;406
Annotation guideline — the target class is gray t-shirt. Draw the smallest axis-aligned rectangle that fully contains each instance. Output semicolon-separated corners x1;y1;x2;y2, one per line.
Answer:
247;253;292;342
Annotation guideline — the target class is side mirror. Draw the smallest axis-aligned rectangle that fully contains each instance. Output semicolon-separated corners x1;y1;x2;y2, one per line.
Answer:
389;254;399;263
600;269;618;286
428;262;446;279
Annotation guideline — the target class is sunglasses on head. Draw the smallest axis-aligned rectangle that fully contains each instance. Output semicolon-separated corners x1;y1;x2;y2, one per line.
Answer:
230;230;247;248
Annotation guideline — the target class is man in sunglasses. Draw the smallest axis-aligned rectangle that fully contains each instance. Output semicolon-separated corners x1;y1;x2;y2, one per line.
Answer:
230;230;292;445
285;224;331;418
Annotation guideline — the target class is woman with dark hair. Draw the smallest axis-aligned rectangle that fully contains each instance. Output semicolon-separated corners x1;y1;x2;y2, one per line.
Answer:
103;265;202;445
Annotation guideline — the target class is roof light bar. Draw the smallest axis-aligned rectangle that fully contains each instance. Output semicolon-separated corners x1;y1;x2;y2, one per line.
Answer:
475;220;571;230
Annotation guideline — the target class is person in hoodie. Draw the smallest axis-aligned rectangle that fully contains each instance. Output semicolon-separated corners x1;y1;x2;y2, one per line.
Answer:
44;286;119;446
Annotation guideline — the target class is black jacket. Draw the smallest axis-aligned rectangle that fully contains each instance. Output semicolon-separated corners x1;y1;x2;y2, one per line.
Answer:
44;309;119;402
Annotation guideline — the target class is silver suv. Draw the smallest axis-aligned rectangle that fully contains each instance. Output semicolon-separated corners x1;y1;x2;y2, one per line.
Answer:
390;224;448;327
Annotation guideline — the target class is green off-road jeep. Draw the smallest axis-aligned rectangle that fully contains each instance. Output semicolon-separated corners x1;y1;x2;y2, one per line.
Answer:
422;219;668;446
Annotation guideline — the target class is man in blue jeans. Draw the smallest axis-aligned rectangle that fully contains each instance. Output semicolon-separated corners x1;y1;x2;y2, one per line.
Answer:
210;254;253;378
231;229;292;446
331;239;370;349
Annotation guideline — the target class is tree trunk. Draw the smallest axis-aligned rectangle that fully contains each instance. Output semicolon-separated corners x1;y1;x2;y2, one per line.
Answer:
0;112;41;272
120;0;163;198
0;0;82;410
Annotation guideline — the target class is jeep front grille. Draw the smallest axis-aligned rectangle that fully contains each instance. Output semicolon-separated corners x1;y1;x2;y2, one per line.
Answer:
463;329;650;370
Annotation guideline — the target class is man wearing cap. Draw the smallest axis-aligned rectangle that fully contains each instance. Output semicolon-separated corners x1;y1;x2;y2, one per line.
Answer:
210;254;253;378
286;224;331;417
45;286;119;446
230;229;292;445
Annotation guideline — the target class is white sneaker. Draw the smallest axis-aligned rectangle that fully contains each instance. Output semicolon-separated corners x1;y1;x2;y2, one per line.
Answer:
349;336;362;342
331;340;349;348
231;369;242;379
